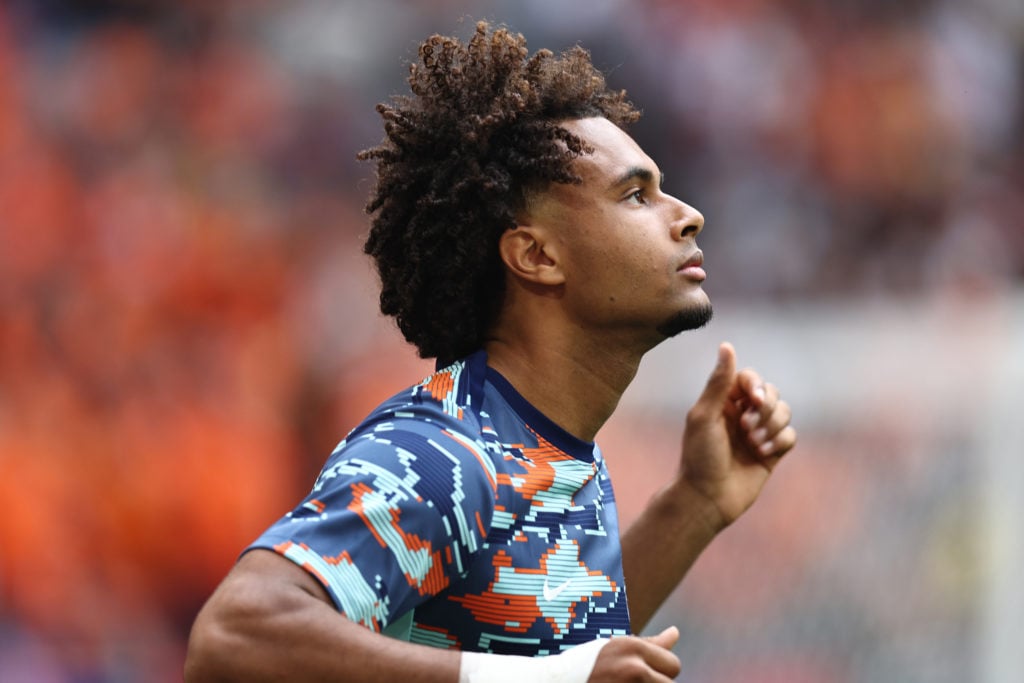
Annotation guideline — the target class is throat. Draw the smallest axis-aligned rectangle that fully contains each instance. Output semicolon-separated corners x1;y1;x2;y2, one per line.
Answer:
484;341;636;442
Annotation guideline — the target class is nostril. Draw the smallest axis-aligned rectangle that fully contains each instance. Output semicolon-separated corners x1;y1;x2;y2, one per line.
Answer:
671;220;701;241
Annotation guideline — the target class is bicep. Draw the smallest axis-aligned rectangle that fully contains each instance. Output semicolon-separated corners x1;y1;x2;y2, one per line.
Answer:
186;549;462;683
233;547;335;607
186;549;350;681
190;549;340;650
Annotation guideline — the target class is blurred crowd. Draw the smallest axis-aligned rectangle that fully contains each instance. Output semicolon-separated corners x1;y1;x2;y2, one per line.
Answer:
0;0;1020;681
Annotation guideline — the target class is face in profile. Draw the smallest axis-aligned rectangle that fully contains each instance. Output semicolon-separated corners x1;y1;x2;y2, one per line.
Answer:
526;117;712;347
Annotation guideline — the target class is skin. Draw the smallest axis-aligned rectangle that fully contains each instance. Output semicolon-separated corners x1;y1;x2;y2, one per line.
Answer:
488;116;795;643
185;117;796;682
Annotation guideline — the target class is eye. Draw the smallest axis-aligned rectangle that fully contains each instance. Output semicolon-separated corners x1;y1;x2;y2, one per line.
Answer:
625;189;648;205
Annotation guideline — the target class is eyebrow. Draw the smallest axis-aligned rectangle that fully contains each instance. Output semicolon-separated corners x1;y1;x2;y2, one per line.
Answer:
609;166;665;191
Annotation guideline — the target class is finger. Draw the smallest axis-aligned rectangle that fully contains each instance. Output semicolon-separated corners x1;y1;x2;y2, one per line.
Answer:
761;425;798;458
596;636;682;683
696;342;737;413
645;625;680;650
732;368;767;406
747;399;792;448
640;628;682;679
740;382;778;432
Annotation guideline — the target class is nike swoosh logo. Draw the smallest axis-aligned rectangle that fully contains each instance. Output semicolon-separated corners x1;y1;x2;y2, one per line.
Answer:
542;578;572;602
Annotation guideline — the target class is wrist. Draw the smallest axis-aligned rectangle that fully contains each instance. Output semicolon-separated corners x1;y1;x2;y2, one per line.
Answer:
458;639;608;683
658;476;729;538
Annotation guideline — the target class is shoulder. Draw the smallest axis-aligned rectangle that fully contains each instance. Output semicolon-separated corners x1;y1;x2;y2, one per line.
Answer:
315;351;497;501
352;351;488;438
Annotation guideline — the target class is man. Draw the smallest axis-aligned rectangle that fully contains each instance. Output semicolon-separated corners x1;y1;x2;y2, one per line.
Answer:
186;22;795;683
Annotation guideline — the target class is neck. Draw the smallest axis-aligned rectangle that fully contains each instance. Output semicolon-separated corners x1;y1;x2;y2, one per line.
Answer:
483;332;645;443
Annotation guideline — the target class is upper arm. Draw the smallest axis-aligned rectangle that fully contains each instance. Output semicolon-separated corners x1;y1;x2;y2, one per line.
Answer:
185;549;340;681
232;547;335;608
185;549;462;682
188;549;336;651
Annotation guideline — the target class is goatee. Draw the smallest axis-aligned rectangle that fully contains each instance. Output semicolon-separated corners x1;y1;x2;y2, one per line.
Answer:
656;302;714;338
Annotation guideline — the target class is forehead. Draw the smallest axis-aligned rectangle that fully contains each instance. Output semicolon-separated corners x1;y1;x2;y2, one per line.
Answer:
560;117;657;187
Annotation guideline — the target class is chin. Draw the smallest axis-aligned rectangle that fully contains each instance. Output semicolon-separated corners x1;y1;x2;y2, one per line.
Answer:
656;301;714;338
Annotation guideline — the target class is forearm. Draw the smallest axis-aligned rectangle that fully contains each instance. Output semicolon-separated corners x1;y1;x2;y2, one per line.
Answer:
620;478;725;633
185;553;460;682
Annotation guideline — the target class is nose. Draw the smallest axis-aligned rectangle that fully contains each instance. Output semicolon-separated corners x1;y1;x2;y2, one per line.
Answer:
669;195;704;241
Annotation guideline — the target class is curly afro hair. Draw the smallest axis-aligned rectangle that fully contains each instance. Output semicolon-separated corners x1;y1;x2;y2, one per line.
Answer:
358;21;640;365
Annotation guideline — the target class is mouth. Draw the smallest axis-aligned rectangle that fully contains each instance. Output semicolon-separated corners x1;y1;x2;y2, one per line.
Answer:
677;252;706;282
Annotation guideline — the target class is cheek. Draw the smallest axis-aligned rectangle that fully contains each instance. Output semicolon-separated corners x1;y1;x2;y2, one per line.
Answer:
564;220;668;292
602;250;667;304
622;242;669;281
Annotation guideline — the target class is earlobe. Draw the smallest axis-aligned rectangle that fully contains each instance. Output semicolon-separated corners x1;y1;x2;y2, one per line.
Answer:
498;227;564;286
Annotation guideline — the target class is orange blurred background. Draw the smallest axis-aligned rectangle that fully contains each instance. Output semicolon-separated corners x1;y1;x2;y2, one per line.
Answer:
0;1;1021;681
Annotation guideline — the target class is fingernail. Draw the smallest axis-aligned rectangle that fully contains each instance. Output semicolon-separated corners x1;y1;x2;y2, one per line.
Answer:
753;385;766;402
759;440;774;455
752;427;767;443
743;410;759;429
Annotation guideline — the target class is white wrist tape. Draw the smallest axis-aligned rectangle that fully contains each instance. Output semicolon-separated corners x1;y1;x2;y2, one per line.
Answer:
458;638;609;683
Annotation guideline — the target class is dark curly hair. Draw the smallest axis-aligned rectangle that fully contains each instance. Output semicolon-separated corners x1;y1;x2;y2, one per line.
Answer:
358;21;640;365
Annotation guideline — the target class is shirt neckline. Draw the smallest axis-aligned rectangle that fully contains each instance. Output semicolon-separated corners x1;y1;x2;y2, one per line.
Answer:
471;351;596;463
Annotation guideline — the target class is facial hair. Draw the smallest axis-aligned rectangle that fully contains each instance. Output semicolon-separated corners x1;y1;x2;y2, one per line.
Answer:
656;302;714;338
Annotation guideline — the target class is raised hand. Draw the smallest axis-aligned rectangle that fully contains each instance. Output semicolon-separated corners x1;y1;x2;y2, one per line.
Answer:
678;342;797;529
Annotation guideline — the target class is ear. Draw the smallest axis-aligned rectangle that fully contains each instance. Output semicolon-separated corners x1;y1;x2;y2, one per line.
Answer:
498;226;565;286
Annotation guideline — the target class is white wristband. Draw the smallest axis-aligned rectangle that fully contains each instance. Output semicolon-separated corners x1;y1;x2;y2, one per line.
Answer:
458;639;609;683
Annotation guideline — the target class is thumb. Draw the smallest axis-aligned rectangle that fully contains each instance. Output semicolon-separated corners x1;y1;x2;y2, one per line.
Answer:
697;342;737;410
645;625;680;650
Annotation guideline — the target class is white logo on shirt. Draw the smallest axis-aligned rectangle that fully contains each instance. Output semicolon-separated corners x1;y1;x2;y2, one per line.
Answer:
542;578;573;602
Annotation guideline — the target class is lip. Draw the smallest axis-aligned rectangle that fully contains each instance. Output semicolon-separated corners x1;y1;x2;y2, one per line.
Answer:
677;252;706;281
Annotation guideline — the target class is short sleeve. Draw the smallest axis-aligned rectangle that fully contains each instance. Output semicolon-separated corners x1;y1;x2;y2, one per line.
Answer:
248;417;498;633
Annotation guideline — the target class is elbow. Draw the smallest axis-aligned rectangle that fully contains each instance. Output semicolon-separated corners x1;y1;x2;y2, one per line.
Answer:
183;550;338;681
185;580;270;683
183;640;213;683
184;605;236;683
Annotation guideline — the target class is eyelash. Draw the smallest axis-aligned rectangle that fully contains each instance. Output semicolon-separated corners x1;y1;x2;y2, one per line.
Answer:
627;189;648;205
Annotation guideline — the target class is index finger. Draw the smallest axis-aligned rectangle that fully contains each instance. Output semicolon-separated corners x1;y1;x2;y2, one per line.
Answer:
729;368;765;407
